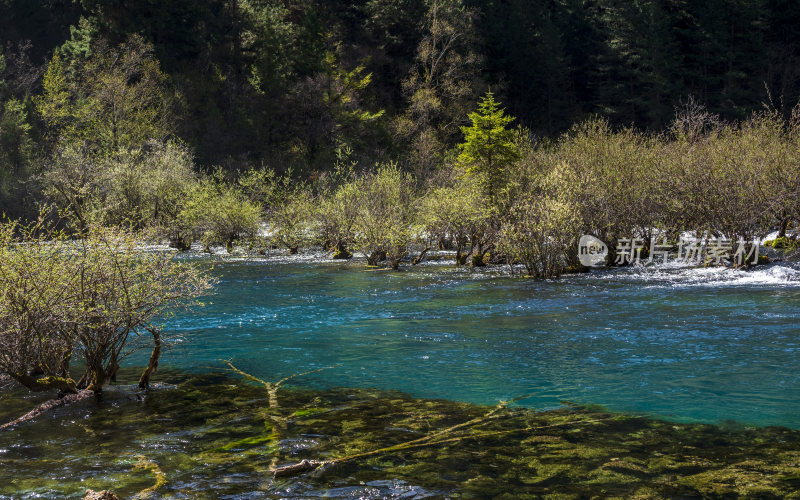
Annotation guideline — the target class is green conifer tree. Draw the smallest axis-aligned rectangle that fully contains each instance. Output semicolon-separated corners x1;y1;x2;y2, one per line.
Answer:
457;91;520;211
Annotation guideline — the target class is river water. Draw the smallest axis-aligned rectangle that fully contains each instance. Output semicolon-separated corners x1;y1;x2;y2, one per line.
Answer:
159;258;800;428
2;257;800;497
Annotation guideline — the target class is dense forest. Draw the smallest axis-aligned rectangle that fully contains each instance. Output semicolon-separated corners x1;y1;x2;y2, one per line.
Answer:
1;0;800;276
3;0;800;172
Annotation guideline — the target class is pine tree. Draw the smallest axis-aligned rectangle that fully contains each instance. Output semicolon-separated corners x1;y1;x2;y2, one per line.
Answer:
457;91;520;210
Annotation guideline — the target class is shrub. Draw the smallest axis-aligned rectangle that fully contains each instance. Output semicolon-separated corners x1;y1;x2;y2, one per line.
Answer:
102;140;198;230
267;180;316;254
499;195;580;278
417;175;490;265
316;178;362;258
352;163;416;269
178;172;262;253
0;216;213;393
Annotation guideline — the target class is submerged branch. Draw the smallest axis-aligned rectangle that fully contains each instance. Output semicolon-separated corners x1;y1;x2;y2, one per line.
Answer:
271;395;535;477
0;389;94;430
219;359;337;409
132;454;167;499
273;459;326;477
217;361;338;472
273;393;616;479
219;362;616;481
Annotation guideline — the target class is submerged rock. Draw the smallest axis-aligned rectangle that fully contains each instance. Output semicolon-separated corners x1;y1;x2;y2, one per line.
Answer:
84;490;118;500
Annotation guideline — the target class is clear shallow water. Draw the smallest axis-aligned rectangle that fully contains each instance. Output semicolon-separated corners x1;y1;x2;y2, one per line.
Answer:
152;258;800;429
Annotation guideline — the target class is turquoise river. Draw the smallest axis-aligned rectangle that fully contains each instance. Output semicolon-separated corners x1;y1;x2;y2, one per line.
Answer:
2;256;800;498
161;258;800;427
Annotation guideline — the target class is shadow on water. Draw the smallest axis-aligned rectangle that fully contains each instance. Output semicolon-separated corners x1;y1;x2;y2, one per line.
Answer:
2;368;800;498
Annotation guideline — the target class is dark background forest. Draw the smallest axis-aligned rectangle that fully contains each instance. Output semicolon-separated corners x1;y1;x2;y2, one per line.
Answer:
1;0;800;219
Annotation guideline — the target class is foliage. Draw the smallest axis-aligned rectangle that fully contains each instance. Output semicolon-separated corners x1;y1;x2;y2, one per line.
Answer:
5;0;800;170
36;35;175;154
288;46;386;172
395;0;482;177
665;113;791;243
0;98;35;218
417;175;489;265
35;53;73;140
267;179;316;254
316;177;362;258
41;143;105;230
7;2;800;276
545;119;665;243
352;163;416;268
178;172;262;253
499;195;580;278
236;168;279;208
41;140;197;233
102;140;198;230
457;92;520;210
0;216;213;393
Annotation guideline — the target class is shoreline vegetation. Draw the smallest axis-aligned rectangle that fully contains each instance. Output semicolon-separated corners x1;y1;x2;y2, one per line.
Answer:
2;367;800;498
4;24;800;280
16;98;800;279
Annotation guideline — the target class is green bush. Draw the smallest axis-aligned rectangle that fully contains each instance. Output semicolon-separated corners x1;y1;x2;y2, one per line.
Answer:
268;182;316;254
0;216;213;393
352;163;416;269
178;172;262;253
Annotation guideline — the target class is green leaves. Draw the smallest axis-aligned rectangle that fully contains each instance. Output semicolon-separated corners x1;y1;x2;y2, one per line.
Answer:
35;53;73;137
36;35;175;154
457;91;520;208
0;98;34;213
0;215;214;393
499;195;580;278
178;171;262;253
268;179;316;254
351;163;416;269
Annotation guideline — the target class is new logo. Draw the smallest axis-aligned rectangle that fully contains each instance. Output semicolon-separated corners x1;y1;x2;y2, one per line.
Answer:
578;235;608;267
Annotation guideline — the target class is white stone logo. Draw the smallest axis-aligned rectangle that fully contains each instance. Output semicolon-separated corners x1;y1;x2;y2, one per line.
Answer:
578;234;608;267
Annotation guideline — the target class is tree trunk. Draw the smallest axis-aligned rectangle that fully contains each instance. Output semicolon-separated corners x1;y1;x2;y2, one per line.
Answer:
455;243;471;266
367;250;383;266
169;235;191;251
332;242;352;259
0;390;93;430
139;327;162;390
412;248;429;265
779;214;790;238
472;243;492;267
438;237;453;250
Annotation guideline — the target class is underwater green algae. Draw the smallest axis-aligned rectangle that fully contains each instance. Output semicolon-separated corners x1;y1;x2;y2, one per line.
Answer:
1;369;800;498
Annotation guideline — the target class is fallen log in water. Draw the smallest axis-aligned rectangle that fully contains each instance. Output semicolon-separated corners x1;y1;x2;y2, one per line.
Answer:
273;459;326;477
0;389;94;430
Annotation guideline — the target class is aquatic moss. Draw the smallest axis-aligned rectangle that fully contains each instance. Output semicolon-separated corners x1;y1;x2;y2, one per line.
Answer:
765;236;799;250
1;369;800;498
132;455;167;498
293;407;324;418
